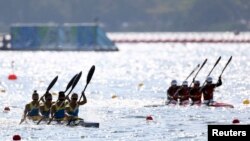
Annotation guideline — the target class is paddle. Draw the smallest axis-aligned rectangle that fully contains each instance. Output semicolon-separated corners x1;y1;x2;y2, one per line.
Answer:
79;65;95;102
66;71;82;99
38;76;59;103
169;64;200;103
189;58;207;87
219;56;232;78
47;71;82;125
37;73;79;125
20;75;58;125
68;66;95;125
200;56;221;91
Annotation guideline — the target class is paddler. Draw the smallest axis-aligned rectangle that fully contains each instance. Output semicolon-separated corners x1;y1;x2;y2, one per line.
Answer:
189;80;202;105
50;91;68;122
178;81;190;105
65;92;87;125
39;92;54;119
20;90;42;123
201;76;222;105
166;80;180;105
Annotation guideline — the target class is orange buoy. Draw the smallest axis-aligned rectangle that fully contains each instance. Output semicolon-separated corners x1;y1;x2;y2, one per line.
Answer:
8;74;17;80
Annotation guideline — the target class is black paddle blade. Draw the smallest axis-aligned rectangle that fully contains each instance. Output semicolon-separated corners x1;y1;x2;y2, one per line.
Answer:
207;56;221;77
219;56;232;77
78;65;96;102
46;76;58;93
69;71;82;92
194;59;208;79
200;59;208;69
185;64;200;81
65;74;78;93
87;65;95;84
215;56;221;66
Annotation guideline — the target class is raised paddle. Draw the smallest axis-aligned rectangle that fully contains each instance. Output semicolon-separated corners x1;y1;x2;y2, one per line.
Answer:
189;58;207;87
200;56;221;91
65;71;82;99
47;71;82;125
20;75;58;125
37;73;79;125
37;76;59;103
168;64;200;104
219;56;232;78
79;65;95;102
185;64;200;81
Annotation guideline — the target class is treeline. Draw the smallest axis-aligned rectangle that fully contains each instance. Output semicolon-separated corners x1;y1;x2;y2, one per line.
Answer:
0;0;250;32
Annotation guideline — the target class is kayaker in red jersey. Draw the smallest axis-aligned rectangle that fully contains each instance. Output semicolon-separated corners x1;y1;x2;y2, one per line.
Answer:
201;76;222;105
166;80;180;105
189;80;202;105
178;81;190;105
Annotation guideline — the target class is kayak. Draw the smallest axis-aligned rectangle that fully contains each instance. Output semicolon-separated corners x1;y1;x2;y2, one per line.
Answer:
23;118;100;128
208;102;234;108
144;102;234;108
67;121;100;128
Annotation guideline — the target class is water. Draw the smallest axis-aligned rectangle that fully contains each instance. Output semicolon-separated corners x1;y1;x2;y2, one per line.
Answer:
0;43;250;141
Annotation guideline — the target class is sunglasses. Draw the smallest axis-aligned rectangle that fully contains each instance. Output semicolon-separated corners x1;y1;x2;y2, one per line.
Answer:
33;99;38;101
46;98;52;101
72;98;78;100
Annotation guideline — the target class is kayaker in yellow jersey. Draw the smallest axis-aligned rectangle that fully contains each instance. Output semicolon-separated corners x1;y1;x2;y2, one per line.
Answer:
20;90;42;123
39;92;54;119
50;91;68;122
65;93;87;123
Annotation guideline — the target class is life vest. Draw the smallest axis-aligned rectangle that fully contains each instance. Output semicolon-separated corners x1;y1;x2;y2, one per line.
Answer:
66;103;79;117
54;102;67;119
27;102;39;117
41;103;51;118
167;86;180;101
189;87;202;102
178;87;190;102
202;84;216;100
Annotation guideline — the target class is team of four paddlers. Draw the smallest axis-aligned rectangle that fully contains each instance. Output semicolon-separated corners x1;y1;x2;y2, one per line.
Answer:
166;56;233;107
19;66;98;127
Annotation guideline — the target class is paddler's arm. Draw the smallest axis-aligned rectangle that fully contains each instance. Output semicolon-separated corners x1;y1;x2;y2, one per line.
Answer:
50;105;56;119
78;92;87;105
216;76;222;87
20;104;29;124
66;95;71;103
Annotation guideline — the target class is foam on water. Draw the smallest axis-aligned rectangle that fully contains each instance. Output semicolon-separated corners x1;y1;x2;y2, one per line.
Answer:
0;43;250;140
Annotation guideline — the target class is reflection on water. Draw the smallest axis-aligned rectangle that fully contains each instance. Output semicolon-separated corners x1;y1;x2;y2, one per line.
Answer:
0;43;250;140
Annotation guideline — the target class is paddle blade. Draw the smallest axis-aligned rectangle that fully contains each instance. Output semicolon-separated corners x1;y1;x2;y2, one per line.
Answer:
193;58;208;80
214;56;221;67
65;74;78;93
86;65;95;84
220;56;232;77
46;76;58;93
200;59;208;69
207;56;221;77
185;64;200;81
69;71;82;92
